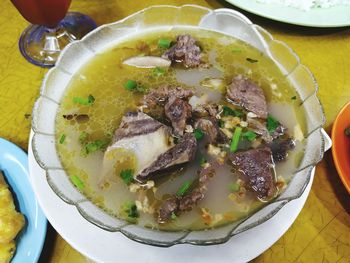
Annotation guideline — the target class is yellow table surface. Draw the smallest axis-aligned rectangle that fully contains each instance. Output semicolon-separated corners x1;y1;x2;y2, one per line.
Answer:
1;0;349;262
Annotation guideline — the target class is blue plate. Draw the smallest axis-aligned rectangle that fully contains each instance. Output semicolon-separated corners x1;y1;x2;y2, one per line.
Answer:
0;138;47;263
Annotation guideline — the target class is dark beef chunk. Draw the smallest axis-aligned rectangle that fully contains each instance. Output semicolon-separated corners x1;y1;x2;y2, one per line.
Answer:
165;96;192;135
178;163;215;212
178;188;204;212
158;197;179;224
192;104;219;118
157;162;217;224
194;117;229;144
269;138;295;162
271;124;287;140
113;111;166;141
141;85;193;108
227;75;268;119
136;133;197;182
162;35;201;68
228;147;276;201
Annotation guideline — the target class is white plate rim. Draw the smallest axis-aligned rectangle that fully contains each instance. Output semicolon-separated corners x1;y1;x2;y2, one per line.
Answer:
225;0;350;27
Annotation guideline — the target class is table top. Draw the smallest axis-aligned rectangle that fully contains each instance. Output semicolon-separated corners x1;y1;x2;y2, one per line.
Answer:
1;0;349;262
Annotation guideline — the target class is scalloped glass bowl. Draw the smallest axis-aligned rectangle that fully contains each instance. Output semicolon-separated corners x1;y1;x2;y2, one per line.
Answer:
31;5;328;247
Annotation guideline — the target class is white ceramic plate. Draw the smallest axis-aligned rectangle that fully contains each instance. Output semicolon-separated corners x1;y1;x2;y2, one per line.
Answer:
225;0;350;27
28;131;331;262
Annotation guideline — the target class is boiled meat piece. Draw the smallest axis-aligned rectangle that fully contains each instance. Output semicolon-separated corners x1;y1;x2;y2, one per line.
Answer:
141;85;193;108
227;75;268;119
162;35;201;68
228;147;277;201
157;161;217;224
164;96;192;136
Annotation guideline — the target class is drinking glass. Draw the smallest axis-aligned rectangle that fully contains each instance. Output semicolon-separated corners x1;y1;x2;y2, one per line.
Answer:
11;0;97;67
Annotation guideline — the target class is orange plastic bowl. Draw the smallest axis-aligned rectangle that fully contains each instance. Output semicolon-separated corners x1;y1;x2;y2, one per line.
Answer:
332;101;350;193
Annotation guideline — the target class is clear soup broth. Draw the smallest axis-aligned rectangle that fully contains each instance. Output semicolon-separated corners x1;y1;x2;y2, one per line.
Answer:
56;28;306;231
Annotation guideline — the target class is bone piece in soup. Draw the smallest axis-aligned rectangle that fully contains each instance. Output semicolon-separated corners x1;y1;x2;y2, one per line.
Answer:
100;112;173;185
136;133;197;183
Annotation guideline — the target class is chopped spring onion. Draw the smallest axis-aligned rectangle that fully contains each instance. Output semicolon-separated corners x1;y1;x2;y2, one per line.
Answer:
230;127;242;152
79;131;89;144
199;156;207;167
158;39;171;48
242;131;257;142
194;128;204;140
291;96;297;100
266;115;280;134
345;127;350;137
222;106;243;117
59;134;66;144
84;140;108;155
171;212;177;220
120;169;134;185
73;94;95;105
122;202;139;219
70;175;84;190
152;67;166;77
124;80;137;91
228;182;240;192
246;58;258;63
136;84;148;93
218;119;224;128
176;180;192;197
231;48;242;53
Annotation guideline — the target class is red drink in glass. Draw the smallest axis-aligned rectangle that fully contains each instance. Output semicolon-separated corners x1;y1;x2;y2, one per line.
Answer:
11;0;96;67
11;0;71;28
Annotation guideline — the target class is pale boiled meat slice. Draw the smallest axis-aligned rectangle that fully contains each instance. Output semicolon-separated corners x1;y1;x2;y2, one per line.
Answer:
123;56;171;68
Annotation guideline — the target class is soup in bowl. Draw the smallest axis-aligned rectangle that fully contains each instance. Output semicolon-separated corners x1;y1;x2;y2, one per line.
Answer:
32;5;327;246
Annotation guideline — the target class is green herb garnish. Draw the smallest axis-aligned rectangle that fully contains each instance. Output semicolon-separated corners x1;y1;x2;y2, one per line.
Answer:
70;175;84;190
222;105;243;117
136;83;148;93
266;115;280;134
230;127;242;153
246;58;258;63
73;94;95;106
218;119;225;128
171;212;177;220
291;96;297;100
124;80;137;91
59;134;66;144
345;127;350;137
228;182;240;192
176;180;192;197
231;48;242;53
122;202;139;219
199;156;207;167
158;39;171;48
120;169;134;185
194;128;204;140
152;67;166;77
84;140;108;154
79;131;89;144
242;131;257;142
